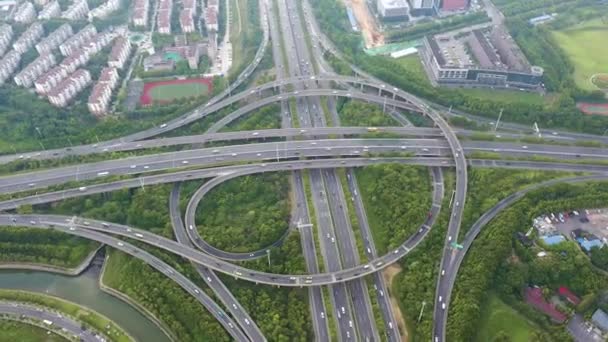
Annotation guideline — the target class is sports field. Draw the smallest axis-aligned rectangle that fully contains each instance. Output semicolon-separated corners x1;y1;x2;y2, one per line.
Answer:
578;102;608;116
140;78;212;105
551;19;608;91
475;293;542;342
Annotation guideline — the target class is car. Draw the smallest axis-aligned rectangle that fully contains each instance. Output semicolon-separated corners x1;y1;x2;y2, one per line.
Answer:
448;236;452;241
143;165;149;169
522;145;528;149
232;304;237;310
194;289;200;294
182;160;189;164
289;276;297;280
341;307;345;314
320;312;325;318
394;249;399;254
69;227;76;231
380;290;384;296
441;269;445;276
235;271;242;276
160;123;167;128
364;265;370;269
245;319;251;325
331;237;335;243
78;187;87;191
231;153;237;157
252;132;259;136
207;277;212;282
367;247;371;254
135;233;144;238
439;296;442;302
349;320;353;328
442;303;446;310
212;149;220;154
130;165;137;169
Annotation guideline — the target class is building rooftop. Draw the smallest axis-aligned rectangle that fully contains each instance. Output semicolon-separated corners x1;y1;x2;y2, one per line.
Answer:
524;287;567;323
379;0;408;9
592;309;608;331
558;286;581;305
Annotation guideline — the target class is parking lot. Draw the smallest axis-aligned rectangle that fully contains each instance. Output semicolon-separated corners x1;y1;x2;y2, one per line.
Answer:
553;208;608;243
568;314;604;342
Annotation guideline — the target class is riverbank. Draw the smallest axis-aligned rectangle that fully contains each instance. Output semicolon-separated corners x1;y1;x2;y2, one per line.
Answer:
98;253;176;342
0;245;103;276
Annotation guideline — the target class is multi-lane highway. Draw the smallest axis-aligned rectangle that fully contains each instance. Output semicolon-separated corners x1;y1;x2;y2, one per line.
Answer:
0;302;104;342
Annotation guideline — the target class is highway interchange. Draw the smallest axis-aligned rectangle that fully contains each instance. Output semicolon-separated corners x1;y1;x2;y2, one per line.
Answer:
1;0;608;341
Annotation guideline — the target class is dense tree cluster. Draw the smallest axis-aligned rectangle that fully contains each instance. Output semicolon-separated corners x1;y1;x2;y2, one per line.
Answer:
338;100;398;127
196;173;290;252
386;12;490;42
222;104;281;132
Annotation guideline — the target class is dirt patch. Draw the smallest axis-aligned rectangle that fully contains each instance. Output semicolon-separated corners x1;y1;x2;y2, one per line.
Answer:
383;264;409;342
344;0;384;48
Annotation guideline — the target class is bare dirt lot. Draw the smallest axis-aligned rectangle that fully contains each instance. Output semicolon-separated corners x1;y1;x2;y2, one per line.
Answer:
383;264;409;342
343;0;385;48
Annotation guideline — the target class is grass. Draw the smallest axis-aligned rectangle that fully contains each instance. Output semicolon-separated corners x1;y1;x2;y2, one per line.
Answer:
0;320;67;342
148;83;210;101
0;289;132;342
229;0;259;78
475;292;541;342
551;18;608;91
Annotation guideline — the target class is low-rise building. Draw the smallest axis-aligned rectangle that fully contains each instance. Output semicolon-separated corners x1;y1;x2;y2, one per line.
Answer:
62;0;89;20
592;309;608;332
48;69;91;107
34;65;68;94
13;1;36;23
59;49;89;73
12;22;44;54
14;53;56;87
0;50;20;85
34;0;50;5
37;0;60;19
59;24;97;56
88;67;118;115
557;287;581;306
377;0;409;19
0;24;13;58
108;37;131;69
157;0;172;34
35;23;72;54
524;287;567;323
179;9;194;33
143;54;175;71
132;0;149;27
205;7;218;31
88;0;121;20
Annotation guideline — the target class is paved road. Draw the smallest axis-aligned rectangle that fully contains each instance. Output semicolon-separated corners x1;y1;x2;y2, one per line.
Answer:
0;302;103;342
169;184;265;341
434;174;608;342
0;216;248;341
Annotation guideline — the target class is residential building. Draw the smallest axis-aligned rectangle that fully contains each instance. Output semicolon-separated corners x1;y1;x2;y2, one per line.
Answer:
88;67;118;115
207;0;218;10
62;0;89;20
132;0;149;27
34;0;49;5
48;69;91;107
592;309;608;332
183;0;195;13
108;37;131;69
12;22;44;54
34;65;68;94
440;0;468;11
88;0;121;20
205;7;218;31
0;24;13;58
59;49;89;73
35;23;72;54
409;0;437;16
557;287;581;306
14;53;56;87
0;50;20;85
180;9;195;33
38;0;60;19
59;25;97;56
377;0;409;19
524;287;567;323
157;0;172;34
13;1;36;23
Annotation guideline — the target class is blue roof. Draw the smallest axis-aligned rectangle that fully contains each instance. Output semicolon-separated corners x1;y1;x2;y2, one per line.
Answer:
592;309;608;331
580;239;604;252
542;235;566;246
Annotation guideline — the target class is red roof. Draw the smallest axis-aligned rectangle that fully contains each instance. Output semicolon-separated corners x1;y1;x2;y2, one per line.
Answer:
558;286;581;305
524;287;567;323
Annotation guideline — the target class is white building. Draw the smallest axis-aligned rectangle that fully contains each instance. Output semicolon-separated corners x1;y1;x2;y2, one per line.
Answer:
59;24;97;56
38;0;60;19
0;24;13;58
409;0;437;16
179;9;194;33
377;0;409;18
108;36;131;69
48;69;92;107
62;0;89;20
131;0;149;27
205;7;218;32
35;23;72;54
0;50;21;85
88;0;121;20
13;22;44;54
14;53;56;87
13;1;36;23
183;0;195;13
59;33;113;73
88;67;118;115
35;65;68;95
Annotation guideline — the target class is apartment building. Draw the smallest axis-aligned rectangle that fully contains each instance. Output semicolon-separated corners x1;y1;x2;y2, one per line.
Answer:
179;9;194;33
59;24;97;56
62;0;89;20
132;0;149;27
34;65;68;94
48;69;91;107
88;0;120;20
59;33;113;73
38;0;60;19
34;0;50;5
14;53;56;87
108;37;131;69
183;0;195;13
0;24;13;58
205;7;218;32
157;0;172;34
207;0;218;10
0;50;21;85
88;66;118;115
35;23;72;54
13;22;44;54
13;1;36;23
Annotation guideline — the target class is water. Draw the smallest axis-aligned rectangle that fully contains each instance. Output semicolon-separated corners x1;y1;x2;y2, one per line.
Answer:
0;258;170;342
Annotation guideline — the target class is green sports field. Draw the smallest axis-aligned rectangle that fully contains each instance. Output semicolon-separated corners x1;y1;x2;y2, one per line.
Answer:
148;82;210;102
551;19;608;91
475;293;542;342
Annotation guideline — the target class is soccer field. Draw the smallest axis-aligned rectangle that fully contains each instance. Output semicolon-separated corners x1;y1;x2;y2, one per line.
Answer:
475;293;542;342
551;19;608;91
148;82;209;101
